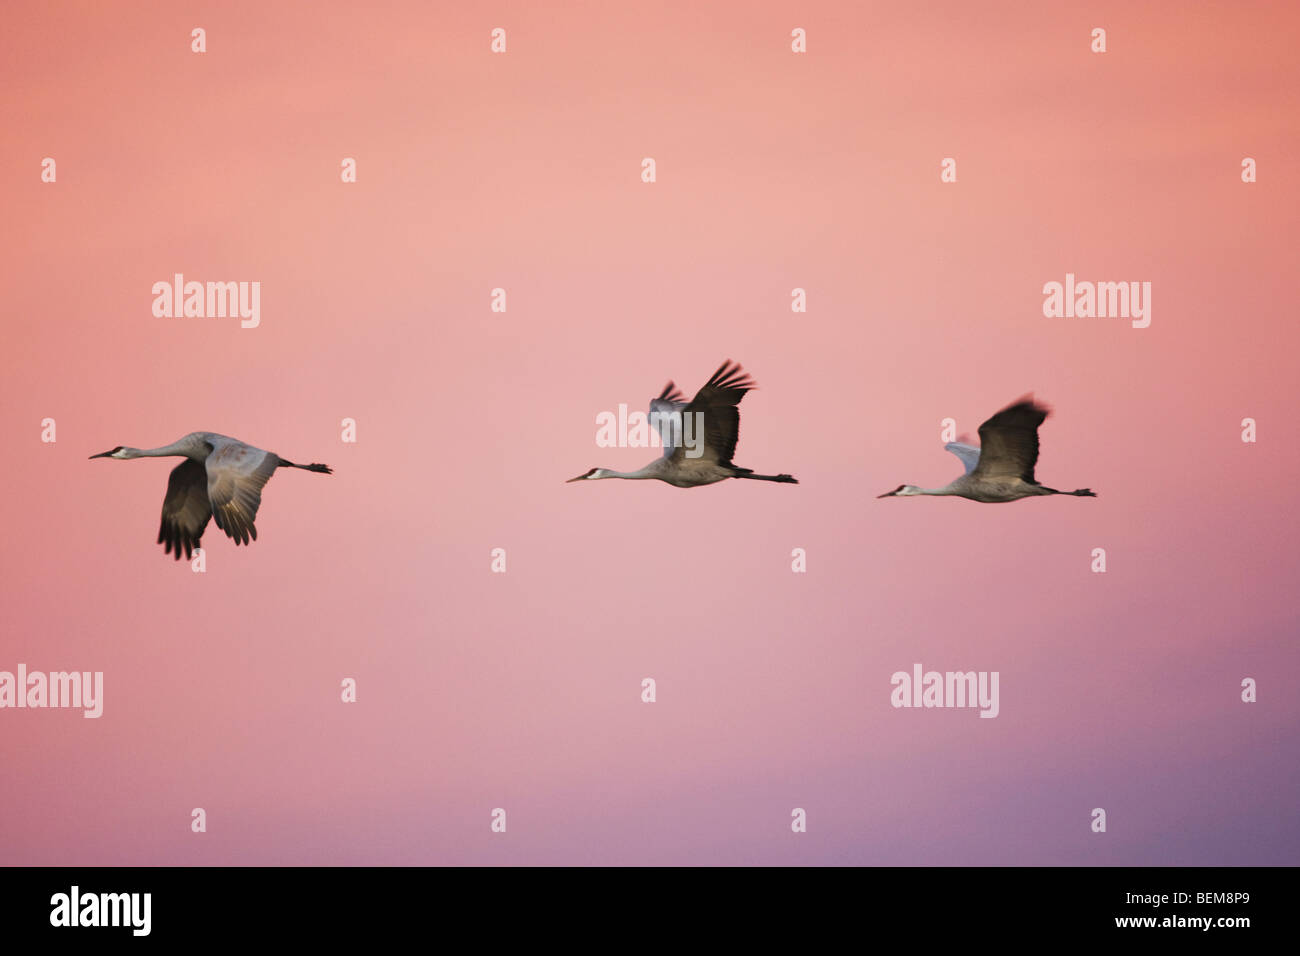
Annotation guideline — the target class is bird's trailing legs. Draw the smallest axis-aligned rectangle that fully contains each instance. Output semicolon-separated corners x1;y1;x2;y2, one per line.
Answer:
733;470;798;483
279;458;333;474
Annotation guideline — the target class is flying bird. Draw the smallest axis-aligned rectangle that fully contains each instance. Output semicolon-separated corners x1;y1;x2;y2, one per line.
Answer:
90;432;332;558
878;397;1096;503
568;360;797;488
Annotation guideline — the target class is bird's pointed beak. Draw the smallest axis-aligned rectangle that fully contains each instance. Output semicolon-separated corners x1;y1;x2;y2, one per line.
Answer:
89;451;114;459
876;489;897;498
565;474;588;483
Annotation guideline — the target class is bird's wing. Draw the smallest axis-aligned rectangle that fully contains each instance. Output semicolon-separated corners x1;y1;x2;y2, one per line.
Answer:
157;459;211;560
943;442;982;475
972;397;1049;481
649;381;688;459
672;360;755;465
205;442;279;545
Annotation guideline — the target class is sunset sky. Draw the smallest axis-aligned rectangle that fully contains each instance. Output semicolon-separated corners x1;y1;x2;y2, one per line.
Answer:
2;0;1297;865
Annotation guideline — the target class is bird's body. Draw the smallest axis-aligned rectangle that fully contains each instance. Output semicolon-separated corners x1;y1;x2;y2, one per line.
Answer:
879;398;1095;503
569;361;797;488
90;432;331;558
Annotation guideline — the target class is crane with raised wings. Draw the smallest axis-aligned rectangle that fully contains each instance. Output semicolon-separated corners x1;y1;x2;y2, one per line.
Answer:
568;360;797;488
878;397;1095;503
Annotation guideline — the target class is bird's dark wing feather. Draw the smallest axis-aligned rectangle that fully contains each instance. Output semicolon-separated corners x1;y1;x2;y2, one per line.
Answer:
157;459;211;560
206;446;279;546
972;397;1049;482
673;360;755;465
656;381;685;404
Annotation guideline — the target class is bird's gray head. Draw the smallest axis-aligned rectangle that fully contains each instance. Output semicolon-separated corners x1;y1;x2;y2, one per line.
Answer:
878;484;923;498
566;467;606;482
89;446;132;460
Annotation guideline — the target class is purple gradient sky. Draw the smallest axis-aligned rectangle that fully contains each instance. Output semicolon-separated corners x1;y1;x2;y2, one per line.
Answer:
1;1;1297;864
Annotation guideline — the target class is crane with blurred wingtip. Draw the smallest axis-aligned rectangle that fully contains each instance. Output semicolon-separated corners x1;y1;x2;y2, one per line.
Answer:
90;432;332;559
878;396;1096;503
567;360;798;488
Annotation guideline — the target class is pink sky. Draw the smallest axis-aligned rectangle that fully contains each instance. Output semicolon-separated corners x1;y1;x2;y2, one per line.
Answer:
1;0;1297;865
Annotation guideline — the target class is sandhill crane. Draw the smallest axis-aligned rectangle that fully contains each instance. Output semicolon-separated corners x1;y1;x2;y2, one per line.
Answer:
567;360;798;488
878;397;1096;503
90;432;331;558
